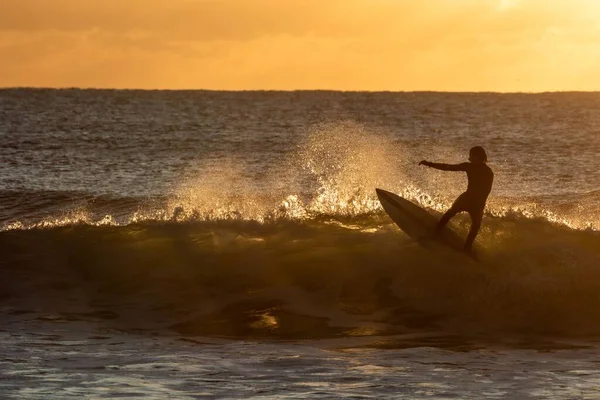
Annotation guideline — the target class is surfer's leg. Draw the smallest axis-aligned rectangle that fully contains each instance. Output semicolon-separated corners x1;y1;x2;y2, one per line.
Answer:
435;207;459;232
435;194;468;232
464;209;483;252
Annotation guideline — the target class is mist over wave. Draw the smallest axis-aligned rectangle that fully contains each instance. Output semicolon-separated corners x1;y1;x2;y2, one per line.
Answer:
2;121;599;231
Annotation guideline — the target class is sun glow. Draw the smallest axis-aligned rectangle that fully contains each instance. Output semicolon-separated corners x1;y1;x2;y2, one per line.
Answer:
0;0;599;91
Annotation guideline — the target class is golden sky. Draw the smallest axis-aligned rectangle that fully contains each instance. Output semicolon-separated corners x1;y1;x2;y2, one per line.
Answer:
1;0;599;91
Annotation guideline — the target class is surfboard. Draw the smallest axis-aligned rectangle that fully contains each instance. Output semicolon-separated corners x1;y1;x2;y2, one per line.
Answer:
376;188;478;260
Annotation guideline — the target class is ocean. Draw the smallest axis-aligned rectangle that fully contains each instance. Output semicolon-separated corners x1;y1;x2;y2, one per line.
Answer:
1;88;600;398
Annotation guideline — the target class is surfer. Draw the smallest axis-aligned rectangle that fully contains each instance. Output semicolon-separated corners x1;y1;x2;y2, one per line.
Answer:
418;146;493;254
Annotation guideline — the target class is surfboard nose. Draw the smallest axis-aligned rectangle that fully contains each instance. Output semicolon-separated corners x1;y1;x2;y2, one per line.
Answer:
375;188;387;197
375;188;393;202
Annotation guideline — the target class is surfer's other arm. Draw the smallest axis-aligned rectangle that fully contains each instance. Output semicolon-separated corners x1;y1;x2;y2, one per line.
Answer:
418;161;467;171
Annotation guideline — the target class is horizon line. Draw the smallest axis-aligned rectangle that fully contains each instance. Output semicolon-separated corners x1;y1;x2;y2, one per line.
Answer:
1;86;600;95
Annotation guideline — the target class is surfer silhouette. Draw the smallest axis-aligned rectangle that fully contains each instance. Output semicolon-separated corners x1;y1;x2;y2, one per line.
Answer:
418;146;493;254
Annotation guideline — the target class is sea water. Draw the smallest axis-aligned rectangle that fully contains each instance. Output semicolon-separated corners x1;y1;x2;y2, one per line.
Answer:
1;89;600;398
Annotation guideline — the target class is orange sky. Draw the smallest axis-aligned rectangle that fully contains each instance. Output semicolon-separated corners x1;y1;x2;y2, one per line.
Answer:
1;0;599;91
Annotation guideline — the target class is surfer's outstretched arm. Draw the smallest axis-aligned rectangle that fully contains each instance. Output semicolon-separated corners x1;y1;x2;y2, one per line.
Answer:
418;161;468;171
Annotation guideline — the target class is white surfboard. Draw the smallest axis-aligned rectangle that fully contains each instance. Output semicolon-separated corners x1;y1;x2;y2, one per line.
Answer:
376;188;479;260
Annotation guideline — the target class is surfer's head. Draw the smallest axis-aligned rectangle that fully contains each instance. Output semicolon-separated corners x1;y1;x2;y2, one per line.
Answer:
469;146;487;163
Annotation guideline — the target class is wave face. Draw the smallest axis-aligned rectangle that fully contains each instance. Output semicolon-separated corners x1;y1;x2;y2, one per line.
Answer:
2;215;600;340
2;89;600;341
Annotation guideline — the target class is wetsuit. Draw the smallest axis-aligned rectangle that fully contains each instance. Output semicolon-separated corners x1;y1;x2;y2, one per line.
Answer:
421;161;494;251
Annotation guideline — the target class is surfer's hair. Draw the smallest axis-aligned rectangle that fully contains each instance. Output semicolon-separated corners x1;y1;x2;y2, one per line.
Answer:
469;146;487;163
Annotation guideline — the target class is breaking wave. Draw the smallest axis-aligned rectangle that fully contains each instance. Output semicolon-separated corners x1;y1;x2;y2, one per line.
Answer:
2;210;600;341
2;121;600;342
